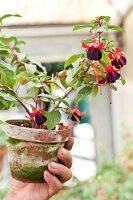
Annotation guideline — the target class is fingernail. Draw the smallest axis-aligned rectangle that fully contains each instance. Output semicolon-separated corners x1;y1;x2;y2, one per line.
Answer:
61;148;67;156
44;171;50;180
50;162;58;169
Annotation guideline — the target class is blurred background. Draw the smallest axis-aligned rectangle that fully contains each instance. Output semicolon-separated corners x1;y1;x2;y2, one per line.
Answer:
0;0;133;199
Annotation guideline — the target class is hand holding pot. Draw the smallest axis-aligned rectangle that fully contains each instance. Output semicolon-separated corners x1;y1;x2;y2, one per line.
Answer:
6;137;74;200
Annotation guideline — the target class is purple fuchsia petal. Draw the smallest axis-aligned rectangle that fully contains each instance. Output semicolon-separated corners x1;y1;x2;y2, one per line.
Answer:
111;59;121;69
87;47;102;60
112;72;120;82
112;56;127;69
71;114;81;121
119;56;127;66
105;72;120;83
35;113;46;126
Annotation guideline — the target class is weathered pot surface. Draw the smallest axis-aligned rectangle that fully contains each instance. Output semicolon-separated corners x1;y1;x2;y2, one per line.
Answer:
3;119;71;183
4;119;71;143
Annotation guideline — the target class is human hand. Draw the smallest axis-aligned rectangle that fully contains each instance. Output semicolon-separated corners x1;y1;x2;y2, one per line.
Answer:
6;137;74;200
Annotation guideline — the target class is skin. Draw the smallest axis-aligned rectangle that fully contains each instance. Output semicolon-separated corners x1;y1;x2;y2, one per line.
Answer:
6;137;74;200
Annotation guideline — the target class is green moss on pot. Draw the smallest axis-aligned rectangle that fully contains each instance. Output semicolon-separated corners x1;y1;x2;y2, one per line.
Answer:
10;163;48;182
8;138;64;183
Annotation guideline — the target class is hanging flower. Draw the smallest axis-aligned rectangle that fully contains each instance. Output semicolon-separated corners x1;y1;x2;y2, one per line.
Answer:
108;48;127;69
105;64;120;84
29;107;46;126
82;39;105;60
71;105;86;121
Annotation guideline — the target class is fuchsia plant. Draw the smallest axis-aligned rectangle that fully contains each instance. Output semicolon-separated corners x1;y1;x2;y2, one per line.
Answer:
0;15;127;130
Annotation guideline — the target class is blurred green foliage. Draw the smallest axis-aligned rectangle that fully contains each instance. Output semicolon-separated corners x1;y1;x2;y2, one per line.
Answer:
0;129;6;147
52;136;133;200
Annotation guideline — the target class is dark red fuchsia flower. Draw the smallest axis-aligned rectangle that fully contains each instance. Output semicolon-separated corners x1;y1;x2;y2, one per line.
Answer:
82;39;105;60
108;48;127;69
29;107;46;126
71;105;86;121
104;64;120;84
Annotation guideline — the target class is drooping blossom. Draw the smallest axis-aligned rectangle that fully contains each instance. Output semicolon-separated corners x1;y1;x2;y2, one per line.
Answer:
71;105;86;121
105;64;120;83
29;107;46;126
98;64;120;85
82;39;105;60
108;48;127;69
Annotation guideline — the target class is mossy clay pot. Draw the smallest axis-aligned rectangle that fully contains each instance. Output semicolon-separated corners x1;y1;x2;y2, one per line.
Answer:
3;119;71;183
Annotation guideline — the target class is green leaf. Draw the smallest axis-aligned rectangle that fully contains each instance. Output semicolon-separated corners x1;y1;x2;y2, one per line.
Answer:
0;129;7;146
108;25;125;32
0;92;15;101
81;38;92;44
121;78;126;85
77;86;92;102
43;110;61;130
112;85;117;91
50;81;63;93
64;54;83;68
84;74;96;84
0;65;16;87
99;16;111;23
102;52;110;64
59;70;67;88
31;61;46;72
56;97;70;107
73;24;94;31
0;14;22;23
92;86;99;97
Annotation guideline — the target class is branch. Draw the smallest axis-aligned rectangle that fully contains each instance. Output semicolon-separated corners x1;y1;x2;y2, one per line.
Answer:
52;87;73;111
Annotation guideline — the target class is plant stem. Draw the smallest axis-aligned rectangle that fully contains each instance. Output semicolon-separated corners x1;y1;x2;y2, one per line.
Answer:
4;87;31;116
17;98;31;116
52;87;73;111
98;32;101;43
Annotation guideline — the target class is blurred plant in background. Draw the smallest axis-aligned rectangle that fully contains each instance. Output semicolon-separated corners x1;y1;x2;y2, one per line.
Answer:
52;135;133;200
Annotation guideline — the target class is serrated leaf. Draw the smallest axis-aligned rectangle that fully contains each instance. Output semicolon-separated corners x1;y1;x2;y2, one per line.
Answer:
92;86;99;97
64;54;83;68
73;24;94;31
43;110;61;130
108;25;125;32
77;86;92;102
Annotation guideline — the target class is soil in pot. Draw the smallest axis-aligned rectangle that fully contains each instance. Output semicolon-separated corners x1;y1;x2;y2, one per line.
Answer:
4;119;71;183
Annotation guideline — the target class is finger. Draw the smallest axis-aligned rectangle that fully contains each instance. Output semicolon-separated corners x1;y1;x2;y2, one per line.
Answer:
58;148;72;168
64;137;74;151
44;171;62;197
48;162;72;183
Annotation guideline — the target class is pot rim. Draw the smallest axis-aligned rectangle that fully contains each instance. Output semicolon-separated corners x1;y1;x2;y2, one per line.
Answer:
4;119;71;143
5;119;69;132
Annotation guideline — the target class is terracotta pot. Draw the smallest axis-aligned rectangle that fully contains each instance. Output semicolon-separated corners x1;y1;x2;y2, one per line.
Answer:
3;119;71;183
0;147;7;172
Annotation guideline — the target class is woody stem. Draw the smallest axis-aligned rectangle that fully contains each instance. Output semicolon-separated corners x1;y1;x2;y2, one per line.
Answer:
98;32;101;43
